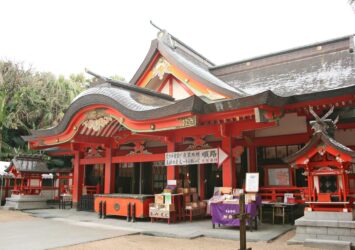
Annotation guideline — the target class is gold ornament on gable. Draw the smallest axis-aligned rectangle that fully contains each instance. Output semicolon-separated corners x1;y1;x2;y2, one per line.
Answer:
152;58;171;80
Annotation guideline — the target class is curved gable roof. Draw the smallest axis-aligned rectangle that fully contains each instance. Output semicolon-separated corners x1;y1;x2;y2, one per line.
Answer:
284;132;355;164
130;31;247;99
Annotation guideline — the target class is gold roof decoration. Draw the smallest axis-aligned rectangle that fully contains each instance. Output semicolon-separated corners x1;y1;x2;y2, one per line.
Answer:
83;109;113;132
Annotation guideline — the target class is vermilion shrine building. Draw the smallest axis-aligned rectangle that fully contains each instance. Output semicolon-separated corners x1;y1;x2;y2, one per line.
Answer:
24;31;355;207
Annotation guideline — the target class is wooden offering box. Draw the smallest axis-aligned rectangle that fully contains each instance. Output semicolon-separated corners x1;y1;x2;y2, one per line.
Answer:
94;194;154;218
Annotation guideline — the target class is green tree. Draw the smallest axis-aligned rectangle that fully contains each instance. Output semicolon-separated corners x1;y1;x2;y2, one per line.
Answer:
0;61;87;159
0;91;6;156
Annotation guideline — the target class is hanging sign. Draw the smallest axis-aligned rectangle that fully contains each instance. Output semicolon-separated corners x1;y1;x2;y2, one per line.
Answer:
165;148;228;166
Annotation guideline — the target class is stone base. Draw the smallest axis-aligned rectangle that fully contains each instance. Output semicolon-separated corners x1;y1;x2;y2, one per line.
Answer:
304;239;351;250
289;211;355;250
3;195;49;210
303;211;355;221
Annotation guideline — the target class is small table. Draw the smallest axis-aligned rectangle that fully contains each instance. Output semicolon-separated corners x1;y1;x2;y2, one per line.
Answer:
260;202;297;224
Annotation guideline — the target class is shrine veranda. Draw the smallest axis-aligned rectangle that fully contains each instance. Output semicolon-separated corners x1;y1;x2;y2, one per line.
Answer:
17;31;355;221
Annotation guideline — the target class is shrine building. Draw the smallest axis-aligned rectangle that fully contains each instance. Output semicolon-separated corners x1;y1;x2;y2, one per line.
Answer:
23;30;355;208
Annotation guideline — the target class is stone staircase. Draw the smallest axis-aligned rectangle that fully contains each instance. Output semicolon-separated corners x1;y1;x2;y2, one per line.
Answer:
289;211;355;250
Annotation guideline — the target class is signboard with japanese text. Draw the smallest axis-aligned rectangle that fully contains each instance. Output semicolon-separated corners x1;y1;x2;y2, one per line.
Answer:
165;148;228;166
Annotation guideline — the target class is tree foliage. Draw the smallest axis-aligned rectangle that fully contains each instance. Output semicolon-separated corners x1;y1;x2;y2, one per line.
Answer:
0;60;88;160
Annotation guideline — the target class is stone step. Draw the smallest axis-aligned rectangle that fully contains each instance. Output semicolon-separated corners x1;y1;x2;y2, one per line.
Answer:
303;211;354;221
296;225;355;236
296;218;355;229
304;239;351;250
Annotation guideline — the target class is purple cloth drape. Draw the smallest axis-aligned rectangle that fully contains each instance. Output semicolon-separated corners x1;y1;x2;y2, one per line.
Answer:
210;203;257;226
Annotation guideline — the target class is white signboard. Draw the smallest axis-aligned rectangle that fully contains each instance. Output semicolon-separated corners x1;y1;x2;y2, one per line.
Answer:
165;148;228;166
245;173;259;192
167;180;177;186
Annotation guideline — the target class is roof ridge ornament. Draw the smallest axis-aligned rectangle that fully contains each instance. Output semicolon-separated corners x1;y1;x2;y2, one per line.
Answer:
309;106;339;137
150;20;175;49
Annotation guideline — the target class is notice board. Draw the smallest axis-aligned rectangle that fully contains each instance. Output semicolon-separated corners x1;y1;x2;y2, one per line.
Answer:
245;173;259;192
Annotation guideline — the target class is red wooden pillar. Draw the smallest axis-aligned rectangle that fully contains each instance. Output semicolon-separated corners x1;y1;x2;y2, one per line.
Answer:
307;168;313;202
72;151;84;204
344;169;349;200
199;164;205;200
104;145;115;194
341;168;347;202
167;141;179;180
248;145;257;172
222;135;236;188
20;176;24;193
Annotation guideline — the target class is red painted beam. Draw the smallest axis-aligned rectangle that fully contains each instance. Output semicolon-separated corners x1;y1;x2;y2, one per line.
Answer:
73;135;113;145
80;157;106;165
169;77;173;96
112;153;165;163
176;78;194;96
157;76;170;93
235;133;311;147
338;122;355;130
46;152;74;156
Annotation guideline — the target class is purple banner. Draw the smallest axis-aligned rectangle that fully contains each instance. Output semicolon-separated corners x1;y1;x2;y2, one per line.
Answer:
210;203;257;227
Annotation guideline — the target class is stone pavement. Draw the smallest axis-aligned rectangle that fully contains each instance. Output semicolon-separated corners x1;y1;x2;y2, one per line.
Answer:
25;208;293;242
0;211;135;250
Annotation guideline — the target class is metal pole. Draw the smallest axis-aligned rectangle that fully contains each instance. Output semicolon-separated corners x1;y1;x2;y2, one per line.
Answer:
238;193;251;250
239;193;246;250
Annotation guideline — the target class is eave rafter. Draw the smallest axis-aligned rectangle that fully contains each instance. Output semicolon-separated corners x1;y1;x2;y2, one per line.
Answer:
287;93;355;115
28;104;197;149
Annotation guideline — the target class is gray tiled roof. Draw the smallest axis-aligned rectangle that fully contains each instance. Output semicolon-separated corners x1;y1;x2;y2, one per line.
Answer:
211;35;355;97
9;156;71;173
72;83;174;112
220;51;354;97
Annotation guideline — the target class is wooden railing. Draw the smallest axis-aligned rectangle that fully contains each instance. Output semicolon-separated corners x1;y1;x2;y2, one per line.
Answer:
83;184;100;195
258;186;307;203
